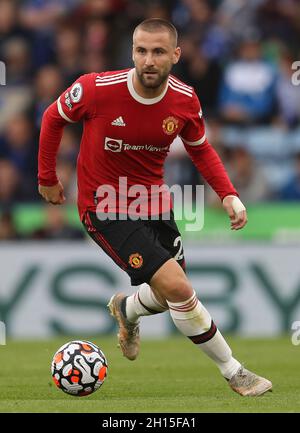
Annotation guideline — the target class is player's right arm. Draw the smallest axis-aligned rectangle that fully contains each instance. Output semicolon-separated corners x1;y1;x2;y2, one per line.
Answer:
38;73;96;204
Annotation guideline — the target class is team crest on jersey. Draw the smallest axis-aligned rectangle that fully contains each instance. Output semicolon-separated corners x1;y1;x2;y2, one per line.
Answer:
70;83;83;103
128;253;143;269
162;116;179;135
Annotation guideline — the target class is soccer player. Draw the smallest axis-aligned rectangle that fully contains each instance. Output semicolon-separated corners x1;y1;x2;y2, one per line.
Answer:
38;18;272;397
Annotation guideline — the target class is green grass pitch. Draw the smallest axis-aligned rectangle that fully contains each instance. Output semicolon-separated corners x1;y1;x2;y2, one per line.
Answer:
0;335;299;413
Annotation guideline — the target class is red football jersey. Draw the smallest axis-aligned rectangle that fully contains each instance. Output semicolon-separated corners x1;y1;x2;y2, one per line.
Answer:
38;68;237;220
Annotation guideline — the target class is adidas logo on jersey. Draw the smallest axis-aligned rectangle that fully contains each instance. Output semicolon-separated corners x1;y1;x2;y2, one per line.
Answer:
111;116;126;127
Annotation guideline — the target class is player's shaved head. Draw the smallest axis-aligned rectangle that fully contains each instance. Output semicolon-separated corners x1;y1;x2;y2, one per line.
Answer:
133;18;178;48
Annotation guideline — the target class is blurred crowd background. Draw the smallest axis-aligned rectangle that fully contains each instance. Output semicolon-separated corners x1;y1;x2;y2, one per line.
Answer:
1;0;300;240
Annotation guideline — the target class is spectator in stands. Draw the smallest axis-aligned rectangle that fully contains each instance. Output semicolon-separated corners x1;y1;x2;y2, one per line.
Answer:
0;159;22;205
84;19;108;54
276;50;300;128
81;18;109;72
257;0;300;51
20;0;81;30
175;46;222;117
144;1;171;21
218;33;277;125
1;114;35;171
31;205;85;240
19;0;81;67
31;64;63;128
0;113;37;200
172;0;213;37
73;0;112;19
0;1;33;132
227;147;272;203
55;24;84;85
216;0;266;43
0;210;21;240
206;144;272;206
58;127;80;165
164;137;199;203
56;158;78;204
83;50;108;75
2;37;32;85
0;0;31;55
280;153;300;201
0;84;32;134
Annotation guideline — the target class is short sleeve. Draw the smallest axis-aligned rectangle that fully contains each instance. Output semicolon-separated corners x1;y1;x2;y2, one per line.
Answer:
56;73;96;123
179;93;207;147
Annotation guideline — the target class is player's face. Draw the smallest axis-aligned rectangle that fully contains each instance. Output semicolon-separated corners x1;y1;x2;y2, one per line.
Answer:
132;30;181;92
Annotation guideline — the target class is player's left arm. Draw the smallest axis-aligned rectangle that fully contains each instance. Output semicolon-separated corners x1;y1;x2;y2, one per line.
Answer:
180;93;247;230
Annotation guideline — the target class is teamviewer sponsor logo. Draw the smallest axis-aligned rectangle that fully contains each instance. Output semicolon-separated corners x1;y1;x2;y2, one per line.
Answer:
104;137;169;153
104;137;123;152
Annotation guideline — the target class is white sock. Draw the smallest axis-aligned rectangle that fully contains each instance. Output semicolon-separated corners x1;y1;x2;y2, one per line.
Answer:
167;292;241;379
126;283;168;323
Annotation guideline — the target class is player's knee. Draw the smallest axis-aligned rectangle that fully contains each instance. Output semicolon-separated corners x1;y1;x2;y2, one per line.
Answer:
150;258;193;301
159;276;193;302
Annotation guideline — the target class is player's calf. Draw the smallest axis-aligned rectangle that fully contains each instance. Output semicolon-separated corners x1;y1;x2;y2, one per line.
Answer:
126;283;168;322
166;291;242;380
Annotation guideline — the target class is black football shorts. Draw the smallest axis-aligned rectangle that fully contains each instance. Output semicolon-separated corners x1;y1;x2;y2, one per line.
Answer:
82;211;186;286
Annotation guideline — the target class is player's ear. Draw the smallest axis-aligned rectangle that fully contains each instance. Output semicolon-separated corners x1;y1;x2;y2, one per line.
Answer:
172;47;181;65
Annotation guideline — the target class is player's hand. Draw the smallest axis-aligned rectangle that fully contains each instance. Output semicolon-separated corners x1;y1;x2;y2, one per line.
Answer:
222;195;247;230
38;181;66;205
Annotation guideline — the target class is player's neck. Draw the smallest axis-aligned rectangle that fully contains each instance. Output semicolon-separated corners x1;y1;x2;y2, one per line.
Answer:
132;70;168;99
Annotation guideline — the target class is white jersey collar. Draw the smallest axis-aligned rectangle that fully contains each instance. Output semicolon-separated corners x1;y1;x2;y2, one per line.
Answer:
127;68;168;105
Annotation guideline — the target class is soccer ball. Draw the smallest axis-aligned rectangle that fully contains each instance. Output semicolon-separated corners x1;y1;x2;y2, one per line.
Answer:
51;340;108;396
